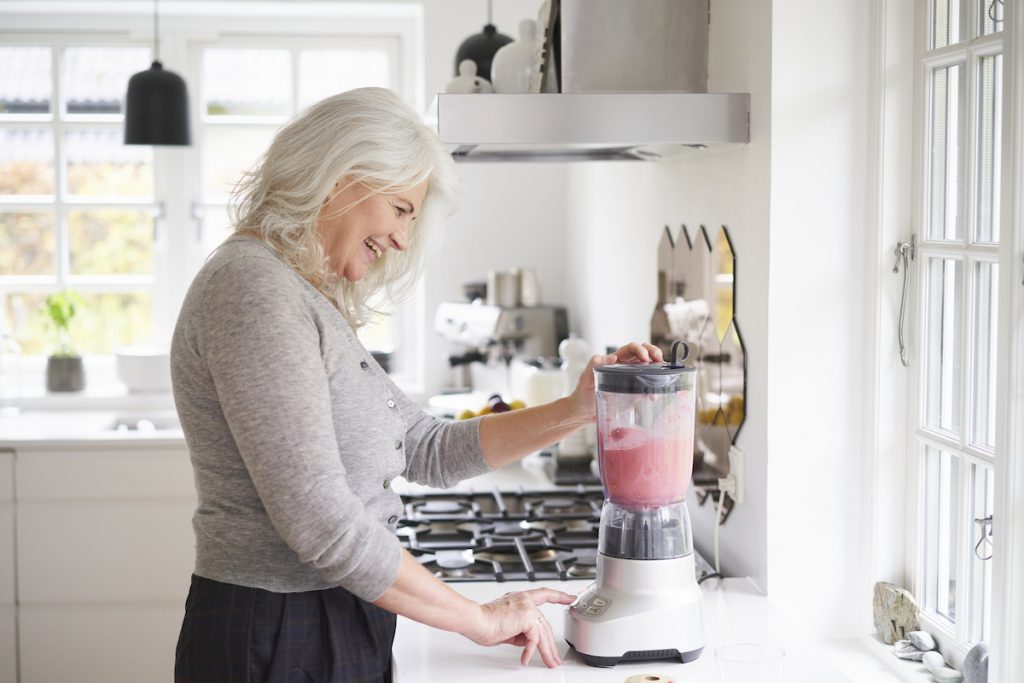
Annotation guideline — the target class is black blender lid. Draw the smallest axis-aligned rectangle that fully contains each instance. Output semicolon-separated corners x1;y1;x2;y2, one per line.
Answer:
595;341;695;394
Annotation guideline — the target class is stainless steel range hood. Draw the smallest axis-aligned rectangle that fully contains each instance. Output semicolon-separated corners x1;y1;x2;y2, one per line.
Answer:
432;93;750;162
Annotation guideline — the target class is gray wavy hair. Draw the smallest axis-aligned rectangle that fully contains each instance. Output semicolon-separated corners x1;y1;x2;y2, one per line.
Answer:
230;87;458;329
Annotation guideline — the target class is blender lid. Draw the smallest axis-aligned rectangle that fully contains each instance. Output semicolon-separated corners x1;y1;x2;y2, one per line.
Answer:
595;341;695;394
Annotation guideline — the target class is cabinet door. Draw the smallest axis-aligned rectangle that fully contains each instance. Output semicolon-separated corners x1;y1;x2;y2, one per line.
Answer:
20;604;182;683
16;446;194;500
0;607;15;683
18;499;196;603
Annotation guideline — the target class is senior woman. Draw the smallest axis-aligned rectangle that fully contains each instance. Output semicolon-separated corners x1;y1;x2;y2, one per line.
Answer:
171;87;663;682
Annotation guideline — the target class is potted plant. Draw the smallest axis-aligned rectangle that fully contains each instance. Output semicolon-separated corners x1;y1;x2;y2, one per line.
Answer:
44;289;85;392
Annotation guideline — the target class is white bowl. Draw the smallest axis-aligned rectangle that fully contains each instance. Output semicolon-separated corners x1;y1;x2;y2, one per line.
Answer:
115;345;171;393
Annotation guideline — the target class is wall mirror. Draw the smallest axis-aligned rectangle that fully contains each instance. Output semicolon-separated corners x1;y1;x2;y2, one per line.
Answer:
651;224;746;479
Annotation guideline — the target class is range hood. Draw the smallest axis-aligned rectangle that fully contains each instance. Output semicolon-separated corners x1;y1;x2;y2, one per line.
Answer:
432;93;750;162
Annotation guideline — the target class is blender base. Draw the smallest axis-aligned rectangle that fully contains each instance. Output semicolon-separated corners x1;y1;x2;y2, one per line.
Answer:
565;642;704;668
564;553;704;668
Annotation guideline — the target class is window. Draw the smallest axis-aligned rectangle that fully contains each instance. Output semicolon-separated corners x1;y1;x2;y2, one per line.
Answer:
0;5;421;386
0;42;156;355
913;0;1003;652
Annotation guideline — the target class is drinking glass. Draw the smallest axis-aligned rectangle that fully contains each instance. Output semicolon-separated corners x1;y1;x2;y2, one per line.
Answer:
716;643;785;683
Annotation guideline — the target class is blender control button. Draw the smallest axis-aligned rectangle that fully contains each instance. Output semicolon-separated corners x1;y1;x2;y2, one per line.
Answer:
585;606;602;615
591;597;607;607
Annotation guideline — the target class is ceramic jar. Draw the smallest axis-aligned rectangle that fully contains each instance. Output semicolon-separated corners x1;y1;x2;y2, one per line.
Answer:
490;19;537;94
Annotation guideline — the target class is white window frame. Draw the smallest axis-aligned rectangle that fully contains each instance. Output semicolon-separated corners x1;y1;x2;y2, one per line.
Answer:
866;0;1021;679
0;33;160;352
0;1;428;392
909;0;1004;657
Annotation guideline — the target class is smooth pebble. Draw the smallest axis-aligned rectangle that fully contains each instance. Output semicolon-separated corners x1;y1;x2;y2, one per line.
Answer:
922;650;946;672
909;630;937;651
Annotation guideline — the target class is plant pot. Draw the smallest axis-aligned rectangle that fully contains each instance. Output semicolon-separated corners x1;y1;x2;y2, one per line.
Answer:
46;355;85;392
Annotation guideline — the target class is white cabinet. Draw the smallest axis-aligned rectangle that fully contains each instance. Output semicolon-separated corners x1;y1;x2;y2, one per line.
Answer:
0;608;14;683
0;450;15;683
14;444;194;683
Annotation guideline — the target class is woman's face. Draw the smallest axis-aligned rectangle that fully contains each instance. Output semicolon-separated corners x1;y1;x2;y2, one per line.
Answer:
316;178;429;282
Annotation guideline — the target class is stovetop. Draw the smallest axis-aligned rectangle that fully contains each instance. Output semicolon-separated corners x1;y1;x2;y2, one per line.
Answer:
398;486;605;583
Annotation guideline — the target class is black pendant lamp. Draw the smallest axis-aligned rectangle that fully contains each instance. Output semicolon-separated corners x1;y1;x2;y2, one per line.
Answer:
453;0;513;82
124;0;191;146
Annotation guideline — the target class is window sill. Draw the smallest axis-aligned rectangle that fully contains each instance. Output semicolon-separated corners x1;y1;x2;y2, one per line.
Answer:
820;635;946;683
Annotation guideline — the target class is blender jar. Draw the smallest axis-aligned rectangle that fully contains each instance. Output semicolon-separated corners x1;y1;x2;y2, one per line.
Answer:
594;347;697;560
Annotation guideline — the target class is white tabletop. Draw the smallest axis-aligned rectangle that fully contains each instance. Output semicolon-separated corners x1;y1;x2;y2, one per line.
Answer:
392;577;850;682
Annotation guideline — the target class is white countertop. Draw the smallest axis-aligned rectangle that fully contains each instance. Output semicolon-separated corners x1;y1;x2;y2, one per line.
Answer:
393;577;851;682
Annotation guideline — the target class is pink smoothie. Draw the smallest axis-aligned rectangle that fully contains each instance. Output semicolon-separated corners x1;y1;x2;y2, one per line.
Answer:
598;426;694;507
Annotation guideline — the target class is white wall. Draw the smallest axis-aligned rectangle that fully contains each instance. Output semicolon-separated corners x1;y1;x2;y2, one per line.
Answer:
766;0;873;637
415;0;570;399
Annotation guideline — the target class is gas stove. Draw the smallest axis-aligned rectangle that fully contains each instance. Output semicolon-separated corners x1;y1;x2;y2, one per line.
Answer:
397;487;605;582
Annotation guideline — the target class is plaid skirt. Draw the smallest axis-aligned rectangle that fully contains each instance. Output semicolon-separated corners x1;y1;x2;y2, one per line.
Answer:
175;574;396;683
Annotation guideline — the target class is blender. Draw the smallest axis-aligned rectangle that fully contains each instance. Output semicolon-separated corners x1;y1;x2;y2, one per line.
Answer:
564;341;703;667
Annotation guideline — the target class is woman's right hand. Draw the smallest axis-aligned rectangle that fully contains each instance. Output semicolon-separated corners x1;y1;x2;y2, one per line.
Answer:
463;588;577;668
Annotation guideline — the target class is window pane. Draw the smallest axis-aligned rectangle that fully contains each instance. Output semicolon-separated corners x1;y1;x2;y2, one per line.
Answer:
62;46;150;116
933;0;966;48
925;257;963;435
297;50;391;109
65;129;153;197
975;54;1002;244
74;292;153;353
67;209;154;276
923;446;959;622
929;63;966;241
200;206;234;259
0;128;54;195
968;464;994;642
3;292;49;355
0;46;51;114
200;126;277;202
0;212;56;275
979;0;1004;36
971;262;998;450
203;49;291;116
2;290;152;355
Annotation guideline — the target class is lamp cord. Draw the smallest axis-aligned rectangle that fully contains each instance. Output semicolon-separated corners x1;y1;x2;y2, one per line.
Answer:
154;0;160;62
487;0;493;26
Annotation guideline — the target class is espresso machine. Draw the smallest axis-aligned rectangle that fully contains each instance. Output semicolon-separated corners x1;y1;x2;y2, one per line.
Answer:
434;301;568;394
565;341;704;667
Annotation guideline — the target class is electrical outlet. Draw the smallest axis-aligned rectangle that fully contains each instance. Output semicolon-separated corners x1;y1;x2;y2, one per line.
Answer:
728;444;745;505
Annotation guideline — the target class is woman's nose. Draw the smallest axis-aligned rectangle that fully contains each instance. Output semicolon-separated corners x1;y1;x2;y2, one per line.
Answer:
389;221;410;251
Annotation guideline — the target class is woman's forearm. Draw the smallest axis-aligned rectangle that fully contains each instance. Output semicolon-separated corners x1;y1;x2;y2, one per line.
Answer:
477;397;591;470
373;547;485;638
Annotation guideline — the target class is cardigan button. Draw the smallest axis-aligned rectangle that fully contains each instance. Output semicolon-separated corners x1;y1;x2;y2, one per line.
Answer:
360;360;369;370
387;515;399;525
387;399;396;408
394;440;402;450
383;479;391;489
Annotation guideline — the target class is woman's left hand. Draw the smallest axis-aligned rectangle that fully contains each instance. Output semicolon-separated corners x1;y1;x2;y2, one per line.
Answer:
563;342;664;425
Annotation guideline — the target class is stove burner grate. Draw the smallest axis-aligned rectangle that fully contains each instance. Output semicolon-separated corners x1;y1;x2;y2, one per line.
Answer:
399;487;606;582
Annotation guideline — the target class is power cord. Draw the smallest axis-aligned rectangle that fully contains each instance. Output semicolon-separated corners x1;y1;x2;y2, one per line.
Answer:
713;472;738;575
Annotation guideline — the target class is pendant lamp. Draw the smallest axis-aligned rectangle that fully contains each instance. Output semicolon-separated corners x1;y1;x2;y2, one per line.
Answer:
453;0;513;83
124;0;191;146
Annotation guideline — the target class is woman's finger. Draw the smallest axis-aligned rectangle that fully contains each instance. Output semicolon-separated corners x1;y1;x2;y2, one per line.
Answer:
645;343;665;362
537;619;560;668
525;587;577;606
520;624;539;666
